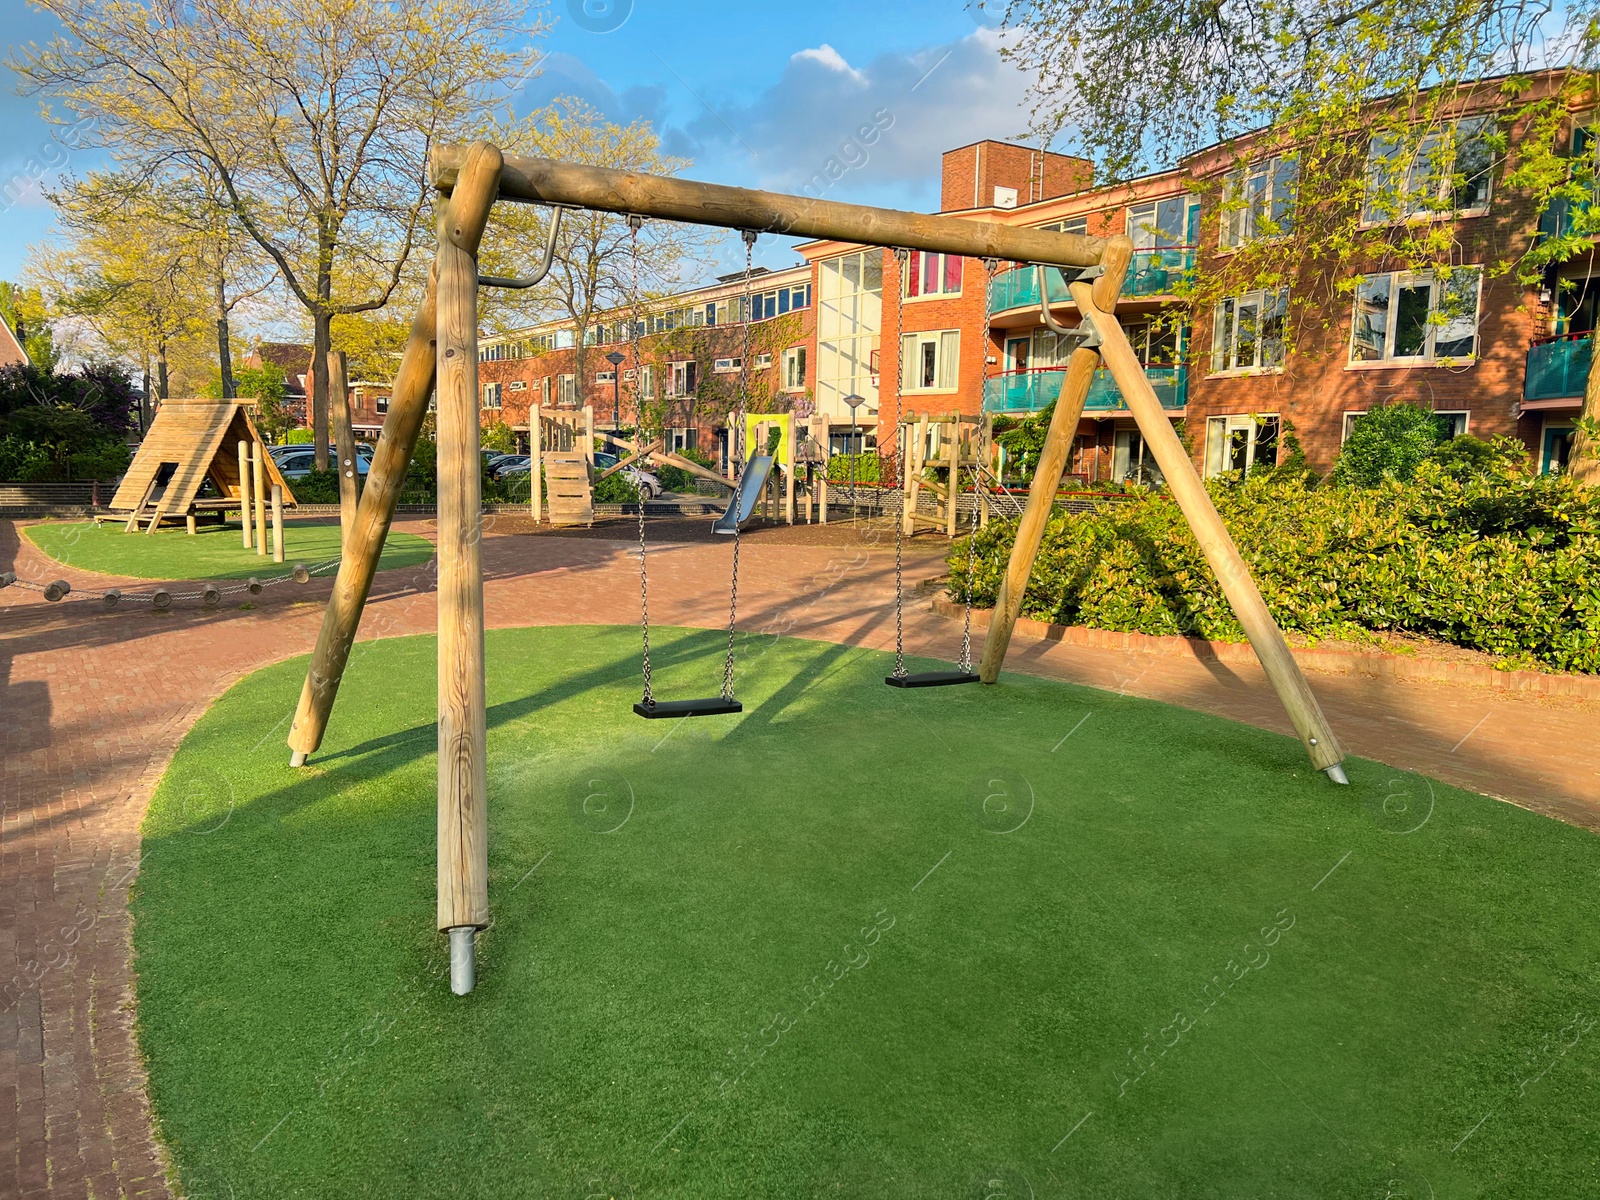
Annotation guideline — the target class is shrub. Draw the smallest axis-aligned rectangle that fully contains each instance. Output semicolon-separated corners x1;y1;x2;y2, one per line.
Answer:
284;428;315;444
656;445;716;492
1332;403;1449;486
0;362;136;481
950;466;1600;673
825;454;886;484
594;472;640;503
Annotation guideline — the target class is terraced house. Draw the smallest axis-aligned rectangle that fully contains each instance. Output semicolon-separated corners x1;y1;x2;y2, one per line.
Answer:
475;71;1589;479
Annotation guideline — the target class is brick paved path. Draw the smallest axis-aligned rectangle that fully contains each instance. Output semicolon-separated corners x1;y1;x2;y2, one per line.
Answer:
3;514;1596;1198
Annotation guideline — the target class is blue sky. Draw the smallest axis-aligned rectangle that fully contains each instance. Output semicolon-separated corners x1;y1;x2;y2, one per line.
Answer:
0;0;1035;286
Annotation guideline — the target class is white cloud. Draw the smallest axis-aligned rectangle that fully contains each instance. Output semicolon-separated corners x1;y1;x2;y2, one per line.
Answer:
686;28;1041;201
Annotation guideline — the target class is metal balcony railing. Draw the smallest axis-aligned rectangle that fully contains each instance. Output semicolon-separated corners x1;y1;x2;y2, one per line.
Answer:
981;366;1188;414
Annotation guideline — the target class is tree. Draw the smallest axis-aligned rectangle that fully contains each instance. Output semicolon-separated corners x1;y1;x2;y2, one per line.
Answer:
0;282;58;371
0;361;137;482
477;98;712;422
15;0;544;477
1331;403;1449;486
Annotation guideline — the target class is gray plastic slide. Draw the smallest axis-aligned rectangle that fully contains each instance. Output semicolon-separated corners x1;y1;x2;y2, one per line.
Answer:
712;455;775;535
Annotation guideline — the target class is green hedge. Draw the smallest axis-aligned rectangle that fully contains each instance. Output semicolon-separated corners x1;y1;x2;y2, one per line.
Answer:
950;466;1600;673
825;454;886;484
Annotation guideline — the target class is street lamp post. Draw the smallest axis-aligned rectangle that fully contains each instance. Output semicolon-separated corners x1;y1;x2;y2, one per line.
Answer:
843;393;865;523
605;350;626;439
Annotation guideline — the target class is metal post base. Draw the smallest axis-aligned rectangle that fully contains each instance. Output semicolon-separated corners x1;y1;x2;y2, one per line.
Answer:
1323;763;1349;785
449;926;476;995
289;750;308;768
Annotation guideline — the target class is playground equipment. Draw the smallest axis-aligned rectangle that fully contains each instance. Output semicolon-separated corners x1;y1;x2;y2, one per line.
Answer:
528;405;594;527
282;141;1349;995
110;400;294;551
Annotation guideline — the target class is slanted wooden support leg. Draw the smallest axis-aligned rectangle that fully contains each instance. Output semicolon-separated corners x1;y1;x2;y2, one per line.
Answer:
1070;275;1347;780
434;142;503;993
976;347;1098;683
285;143;500;770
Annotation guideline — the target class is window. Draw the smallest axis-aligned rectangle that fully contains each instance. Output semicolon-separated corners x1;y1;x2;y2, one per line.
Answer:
508;380;526;392
817;249;883;416
752;352;772;370
1362;116;1495;223
1041;217;1088;235
556;374;576;405
1127;196;1198;249
899;330;960;391
639;364;655;400
1211;289;1288;373
1345;409;1468;442
668;360;698;397
1113;428;1164;485
667;426;695;453
482;382;502;409
713;357;743;374
375;396;389;414
781;346;807;391
1204;414;1281;477
904;251;962;299
1220;156;1297;248
539;377;552;406
1350;267;1481;363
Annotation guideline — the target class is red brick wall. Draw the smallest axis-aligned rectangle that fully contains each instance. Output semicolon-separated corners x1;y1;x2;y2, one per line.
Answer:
940;141;1093;212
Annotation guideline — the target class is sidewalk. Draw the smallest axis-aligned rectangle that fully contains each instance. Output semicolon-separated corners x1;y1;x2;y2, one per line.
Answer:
2;514;1596;1198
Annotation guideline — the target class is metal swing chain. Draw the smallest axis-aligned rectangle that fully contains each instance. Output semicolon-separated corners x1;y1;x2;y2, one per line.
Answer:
721;230;757;701
891;247;910;679
958;257;1001;674
628;215;654;708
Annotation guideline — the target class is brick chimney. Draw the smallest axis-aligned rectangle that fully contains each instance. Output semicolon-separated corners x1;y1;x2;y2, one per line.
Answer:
940;140;1093;213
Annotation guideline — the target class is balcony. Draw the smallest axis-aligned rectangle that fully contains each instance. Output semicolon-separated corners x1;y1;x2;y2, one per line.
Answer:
987;249;1196;316
1525;334;1591;401
982;366;1188;414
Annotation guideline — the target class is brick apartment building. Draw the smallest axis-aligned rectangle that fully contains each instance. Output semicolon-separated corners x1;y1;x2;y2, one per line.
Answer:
465;70;1589;479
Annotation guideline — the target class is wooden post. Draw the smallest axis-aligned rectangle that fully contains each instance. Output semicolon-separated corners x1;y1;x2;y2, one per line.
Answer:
238;440;253;549
945;414;960;539
530;408;542;523
435;141;502;992
819;472;828;524
286;145;501;769
1071;275;1347;779
784;421;796;525
582;405;594;463
253;444;267;557
272;484;284;563
328;348;357;556
978;235;1134;685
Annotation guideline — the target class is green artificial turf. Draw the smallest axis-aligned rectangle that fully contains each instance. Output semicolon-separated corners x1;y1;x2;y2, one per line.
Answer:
132;626;1600;1199
24;519;433;581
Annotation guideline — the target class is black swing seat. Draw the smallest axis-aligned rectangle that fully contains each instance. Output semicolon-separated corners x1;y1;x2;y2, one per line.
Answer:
634;696;744;719
885;671;981;688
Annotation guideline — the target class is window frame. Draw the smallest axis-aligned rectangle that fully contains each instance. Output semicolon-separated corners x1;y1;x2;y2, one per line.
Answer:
898;329;961;393
1204;413;1282;478
482;381;503;409
781;346;807;392
1209;288;1290;376
1219;156;1297;250
902;251;963;301
1347;266;1483;367
1360;116;1496;227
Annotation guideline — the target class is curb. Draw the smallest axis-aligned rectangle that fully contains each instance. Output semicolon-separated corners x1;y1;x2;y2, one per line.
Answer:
930;596;1600;701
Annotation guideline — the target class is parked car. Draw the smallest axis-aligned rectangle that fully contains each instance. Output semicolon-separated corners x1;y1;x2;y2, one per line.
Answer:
626;466;661;501
275;446;373;481
492;455;531;479
593;451;620;471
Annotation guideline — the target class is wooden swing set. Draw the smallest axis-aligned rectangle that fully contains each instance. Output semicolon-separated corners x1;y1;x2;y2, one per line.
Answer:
282;141;1347;995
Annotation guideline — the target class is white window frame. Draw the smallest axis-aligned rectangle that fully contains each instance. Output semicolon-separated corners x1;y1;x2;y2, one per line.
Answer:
1210;288;1289;375
640;364;655;400
540;377;552;406
556;374;577;405
668;360;697;397
1204;413;1282;478
781;346;807;392
1041;217;1088;235
1361;116;1496;226
508;380;526;392
1126;196;1198;250
1348;267;1483;366
899;329;960;393
1219;156;1297;249
595;369;616;384
482;381;502;409
375;396;389;414
903;251;963;300
713;357;743;374
752;352;773;370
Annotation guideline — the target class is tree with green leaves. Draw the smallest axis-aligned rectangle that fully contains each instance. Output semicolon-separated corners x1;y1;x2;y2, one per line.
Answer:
0;282;57;371
14;0;544;476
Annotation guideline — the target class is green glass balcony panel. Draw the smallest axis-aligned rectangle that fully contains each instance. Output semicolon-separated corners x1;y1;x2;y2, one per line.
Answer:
982;366;1188;414
987;249;1196;314
1525;336;1592;401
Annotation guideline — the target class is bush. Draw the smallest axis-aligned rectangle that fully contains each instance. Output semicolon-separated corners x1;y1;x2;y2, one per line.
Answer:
826;454;886;484
594;472;641;504
951;465;1600;673
1332;403;1450;487
0;362;136;481
284;428;315;445
655;445;716;492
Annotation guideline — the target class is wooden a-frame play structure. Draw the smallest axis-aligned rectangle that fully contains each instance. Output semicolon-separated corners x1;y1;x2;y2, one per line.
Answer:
109;400;296;537
281;142;1348;994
